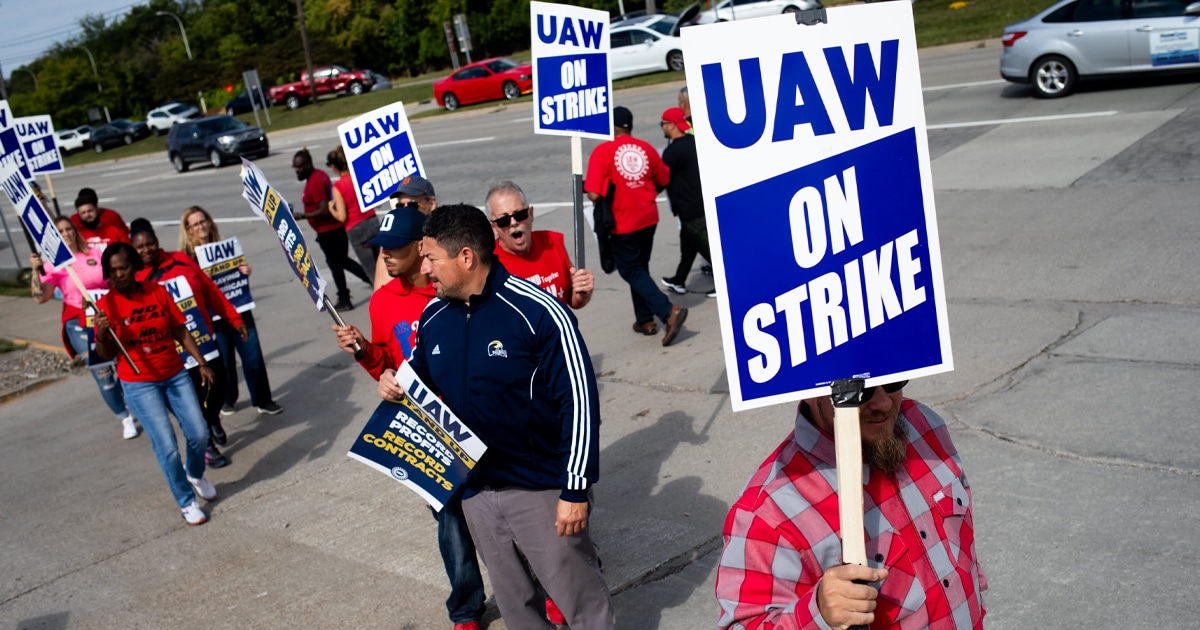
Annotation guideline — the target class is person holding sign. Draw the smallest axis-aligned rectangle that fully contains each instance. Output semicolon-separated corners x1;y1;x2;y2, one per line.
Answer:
93;242;218;526
409;204;614;630
326;146;382;285
29;216;137;440
179;206;283;416
291;148;371;311
485;180;594;310
714;385;987;629
584;105;689;346
132;220;247;468
373;176;439;290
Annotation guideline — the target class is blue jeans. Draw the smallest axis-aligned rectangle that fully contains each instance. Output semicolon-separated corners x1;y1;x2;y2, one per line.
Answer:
65;321;128;419
612;224;673;325
214;312;274;408
433;495;487;623
120;369;209;508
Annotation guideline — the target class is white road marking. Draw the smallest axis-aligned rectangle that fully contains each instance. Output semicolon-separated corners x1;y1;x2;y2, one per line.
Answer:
510;116;534;123
923;79;1006;92
99;169;141;178
928;110;1118;130
421;137;495;148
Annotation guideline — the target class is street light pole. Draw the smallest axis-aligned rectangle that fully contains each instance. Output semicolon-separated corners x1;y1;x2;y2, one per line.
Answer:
156;11;207;113
16;68;37;90
79;45;111;123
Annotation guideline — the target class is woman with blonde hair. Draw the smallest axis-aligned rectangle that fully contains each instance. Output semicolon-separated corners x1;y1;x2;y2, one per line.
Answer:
30;215;137;439
179;205;282;417
327;145;381;285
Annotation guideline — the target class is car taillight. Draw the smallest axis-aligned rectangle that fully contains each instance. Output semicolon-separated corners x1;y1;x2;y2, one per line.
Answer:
1002;31;1027;47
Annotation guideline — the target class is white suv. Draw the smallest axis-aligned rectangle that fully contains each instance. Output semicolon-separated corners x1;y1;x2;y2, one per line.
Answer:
146;103;201;135
692;0;823;25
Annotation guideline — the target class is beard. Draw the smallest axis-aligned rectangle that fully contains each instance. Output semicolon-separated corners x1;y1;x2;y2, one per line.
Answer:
863;417;908;476
80;215;101;230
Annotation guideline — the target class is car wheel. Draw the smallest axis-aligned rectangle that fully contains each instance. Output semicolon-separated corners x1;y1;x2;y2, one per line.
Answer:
286;94;301;110
349;81;364;95
443;93;459;111
1030;54;1077;98
502;81;521;100
124;134;133;145
667;50;685;72
783;5;800;12
209;149;225;168
172;153;189;173
94;143;104;154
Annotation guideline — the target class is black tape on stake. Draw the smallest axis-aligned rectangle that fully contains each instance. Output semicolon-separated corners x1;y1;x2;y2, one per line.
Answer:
322;294;362;353
795;8;827;26
831;377;869;630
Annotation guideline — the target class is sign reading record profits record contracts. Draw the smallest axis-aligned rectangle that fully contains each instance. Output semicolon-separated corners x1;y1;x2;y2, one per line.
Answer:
682;3;952;411
337;102;425;212
531;1;612;139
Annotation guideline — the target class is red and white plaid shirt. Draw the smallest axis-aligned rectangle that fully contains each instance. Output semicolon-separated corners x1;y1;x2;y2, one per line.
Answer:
716;400;987;629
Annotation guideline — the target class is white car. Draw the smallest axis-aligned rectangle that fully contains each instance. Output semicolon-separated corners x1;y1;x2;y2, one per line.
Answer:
146;103;201;135
55;129;87;154
611;19;687;80
692;0;823;25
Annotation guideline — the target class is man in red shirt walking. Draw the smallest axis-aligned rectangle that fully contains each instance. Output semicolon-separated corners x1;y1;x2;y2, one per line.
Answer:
585;106;688;346
292;148;371;311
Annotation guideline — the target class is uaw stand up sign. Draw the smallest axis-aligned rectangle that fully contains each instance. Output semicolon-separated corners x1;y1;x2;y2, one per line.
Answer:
683;2;953;577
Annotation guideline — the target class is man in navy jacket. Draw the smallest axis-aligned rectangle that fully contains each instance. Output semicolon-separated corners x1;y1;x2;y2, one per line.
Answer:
408;204;614;630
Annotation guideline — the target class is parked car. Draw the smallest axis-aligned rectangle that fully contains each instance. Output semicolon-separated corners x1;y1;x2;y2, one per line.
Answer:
225;87;269;115
610;19;687;79
692;0;823;24
371;75;394;91
1001;0;1200;98
434;57;533;111
88;125;128;153
166;115;269;172
146;102;201;135
74;125;94;146
107;118;151;144
268;65;376;109
55;129;87;154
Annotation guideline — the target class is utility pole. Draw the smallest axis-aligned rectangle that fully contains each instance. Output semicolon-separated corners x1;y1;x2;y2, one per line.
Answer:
295;0;318;107
0;56;8;100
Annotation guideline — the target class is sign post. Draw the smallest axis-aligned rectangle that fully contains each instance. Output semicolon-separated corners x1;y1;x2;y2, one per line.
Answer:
682;2;953;584
530;1;613;270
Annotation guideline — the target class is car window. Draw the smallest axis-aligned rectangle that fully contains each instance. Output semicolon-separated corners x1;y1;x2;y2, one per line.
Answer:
197;117;249;134
150;111;166;118
611;31;635;48
1072;0;1124;21
1131;0;1193;17
628;29;658;45
647;18;677;35
486;58;520;73
167;104;189;115
454;67;489;80
1042;0;1079;22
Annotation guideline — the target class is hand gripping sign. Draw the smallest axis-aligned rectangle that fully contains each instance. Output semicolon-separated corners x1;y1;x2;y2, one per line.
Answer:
337;102;426;214
348;362;487;511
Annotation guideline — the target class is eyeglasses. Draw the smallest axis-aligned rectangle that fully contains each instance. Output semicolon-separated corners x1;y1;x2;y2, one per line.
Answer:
491;208;530;228
861;380;908;401
390;198;422;210
187;218;209;230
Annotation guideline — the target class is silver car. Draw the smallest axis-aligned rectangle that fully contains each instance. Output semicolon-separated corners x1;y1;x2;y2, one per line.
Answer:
1001;0;1200;97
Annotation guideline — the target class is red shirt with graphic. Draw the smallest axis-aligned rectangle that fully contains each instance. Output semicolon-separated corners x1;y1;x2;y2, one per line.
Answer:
494;231;573;305
137;250;244;331
72;207;130;253
96;282;187;382
303;168;344;233
359;275;437;380
585;135;670;234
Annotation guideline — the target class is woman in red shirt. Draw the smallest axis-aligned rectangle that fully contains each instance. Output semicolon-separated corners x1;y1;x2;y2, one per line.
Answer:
30;216;136;439
94;242;217;526
327;145;381;286
130;219;247;468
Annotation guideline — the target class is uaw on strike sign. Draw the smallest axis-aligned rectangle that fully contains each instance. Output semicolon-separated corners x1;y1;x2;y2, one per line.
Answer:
683;3;952;411
531;1;612;139
337;103;426;213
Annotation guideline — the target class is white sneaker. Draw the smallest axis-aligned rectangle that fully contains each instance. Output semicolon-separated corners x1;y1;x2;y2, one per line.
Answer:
181;500;208;525
121;416;138;439
187;476;217;501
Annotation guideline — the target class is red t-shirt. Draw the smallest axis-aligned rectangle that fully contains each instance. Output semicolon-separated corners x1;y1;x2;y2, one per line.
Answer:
138;251;244;331
359;275;436;380
303;169;344;233
96;282;187;382
72;207;131;253
494;231;573;305
584;135;670;234
335;173;376;230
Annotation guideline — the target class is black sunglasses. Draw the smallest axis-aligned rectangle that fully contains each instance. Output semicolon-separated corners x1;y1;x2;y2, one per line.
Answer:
492;207;530;228
861;380;908;401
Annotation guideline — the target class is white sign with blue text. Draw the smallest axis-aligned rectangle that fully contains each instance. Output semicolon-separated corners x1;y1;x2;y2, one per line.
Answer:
14;115;63;175
0;153;72;269
337;102;426;213
530;1;612;140
683;3;952;411
0;101;33;182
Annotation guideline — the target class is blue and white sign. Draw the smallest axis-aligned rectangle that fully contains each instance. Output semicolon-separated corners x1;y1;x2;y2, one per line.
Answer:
0;101;33;182
683;3;952;411
196;236;256;314
14;115;63;175
1151;29;1199;66
337;102;425;212
1;157;72;269
531;1;612;140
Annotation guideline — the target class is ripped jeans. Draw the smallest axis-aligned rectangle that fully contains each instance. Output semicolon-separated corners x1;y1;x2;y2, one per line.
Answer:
65;320;129;419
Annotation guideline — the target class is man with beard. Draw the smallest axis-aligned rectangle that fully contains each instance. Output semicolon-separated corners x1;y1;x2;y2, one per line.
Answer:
485;180;594;310
71;188;130;252
657;107;713;298
715;382;987;629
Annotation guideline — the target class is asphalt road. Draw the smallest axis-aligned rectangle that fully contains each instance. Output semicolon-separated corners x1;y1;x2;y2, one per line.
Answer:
2;41;1199;629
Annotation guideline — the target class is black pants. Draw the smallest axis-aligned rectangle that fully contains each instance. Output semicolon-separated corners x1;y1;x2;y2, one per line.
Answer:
669;216;712;285
316;228;371;301
187;359;228;430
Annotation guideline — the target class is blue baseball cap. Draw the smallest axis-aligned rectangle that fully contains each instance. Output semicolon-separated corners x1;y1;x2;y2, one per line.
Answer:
368;206;426;248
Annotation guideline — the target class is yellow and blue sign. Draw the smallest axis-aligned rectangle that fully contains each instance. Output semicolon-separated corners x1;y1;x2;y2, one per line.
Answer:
196;236;256;314
531;1;612;140
160;276;220;370
683;3;952;411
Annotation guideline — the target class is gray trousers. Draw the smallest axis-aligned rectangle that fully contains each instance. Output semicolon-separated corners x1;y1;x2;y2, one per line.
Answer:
346;215;381;286
462;487;614;630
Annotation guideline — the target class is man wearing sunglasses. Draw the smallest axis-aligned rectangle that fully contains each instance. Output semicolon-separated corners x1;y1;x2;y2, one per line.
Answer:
371;176;439;291
485;181;594;310
715;382;987;629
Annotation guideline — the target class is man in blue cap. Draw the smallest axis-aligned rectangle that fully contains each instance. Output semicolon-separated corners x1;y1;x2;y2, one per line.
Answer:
332;204;488;630
372;175;439;290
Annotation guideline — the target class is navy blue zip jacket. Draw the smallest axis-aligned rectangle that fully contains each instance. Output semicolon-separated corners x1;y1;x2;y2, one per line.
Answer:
407;262;600;503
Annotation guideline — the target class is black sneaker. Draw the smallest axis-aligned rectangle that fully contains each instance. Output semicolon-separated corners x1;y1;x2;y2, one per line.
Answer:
205;444;229;469
660;277;687;295
701;264;713;276
333;298;354;311
257;402;283;415
706;289;717;298
219;404;235;416
210;420;227;446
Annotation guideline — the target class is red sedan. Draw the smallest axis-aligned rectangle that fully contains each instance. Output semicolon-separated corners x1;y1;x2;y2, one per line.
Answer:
434;57;533;111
